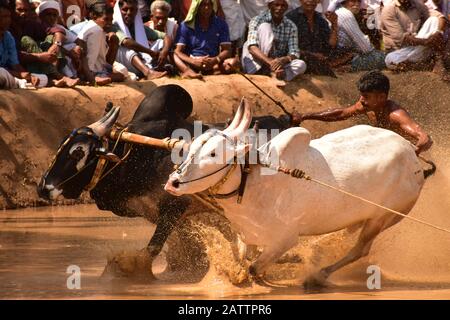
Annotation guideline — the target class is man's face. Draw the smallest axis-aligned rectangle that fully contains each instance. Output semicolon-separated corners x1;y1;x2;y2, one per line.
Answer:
198;0;213;20
299;0;320;12
360;91;387;109
0;7;12;32
16;0;32;21
268;0;288;20
119;1;137;27
40;8;59;26
151;8;168;31
95;12;113;31
343;0;361;15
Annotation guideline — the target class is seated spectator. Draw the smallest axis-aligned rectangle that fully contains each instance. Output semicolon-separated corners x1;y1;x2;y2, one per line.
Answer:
381;0;445;73
145;0;178;71
0;1;40;88
241;0;306;86
77;2;125;85
112;0;168;80
286;0;340;76
335;0;386;71
173;0;239;79
20;0;81;86
146;1;178;41
10;0;47;50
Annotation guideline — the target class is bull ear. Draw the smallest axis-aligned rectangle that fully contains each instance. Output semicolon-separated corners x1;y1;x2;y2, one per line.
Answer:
89;106;121;137
223;97;245;133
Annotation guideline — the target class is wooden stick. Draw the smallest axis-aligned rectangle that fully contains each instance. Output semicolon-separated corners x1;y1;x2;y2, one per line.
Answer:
109;128;188;151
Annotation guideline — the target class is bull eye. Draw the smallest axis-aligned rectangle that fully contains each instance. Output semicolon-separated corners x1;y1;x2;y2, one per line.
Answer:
70;147;85;161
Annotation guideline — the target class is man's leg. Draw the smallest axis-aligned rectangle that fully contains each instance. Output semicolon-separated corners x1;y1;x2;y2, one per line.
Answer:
351;50;386;71
173;53;203;79
116;46;166;80
283;59;307;81
241;22;274;75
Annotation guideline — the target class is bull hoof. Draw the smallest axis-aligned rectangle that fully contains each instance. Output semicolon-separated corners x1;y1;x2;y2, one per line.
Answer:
102;249;156;280
303;270;329;291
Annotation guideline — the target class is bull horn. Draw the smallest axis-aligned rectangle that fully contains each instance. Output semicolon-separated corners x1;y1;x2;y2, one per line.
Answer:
223;97;245;133
89;106;121;137
227;98;252;139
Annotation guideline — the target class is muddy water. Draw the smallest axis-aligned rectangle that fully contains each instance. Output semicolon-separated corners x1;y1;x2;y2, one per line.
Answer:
1;203;450;300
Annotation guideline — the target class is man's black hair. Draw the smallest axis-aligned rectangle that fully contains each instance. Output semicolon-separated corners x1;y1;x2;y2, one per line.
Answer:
90;3;113;17
118;0;138;7
357;70;390;94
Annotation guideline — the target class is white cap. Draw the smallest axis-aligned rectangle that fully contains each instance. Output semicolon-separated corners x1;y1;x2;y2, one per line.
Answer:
36;0;61;15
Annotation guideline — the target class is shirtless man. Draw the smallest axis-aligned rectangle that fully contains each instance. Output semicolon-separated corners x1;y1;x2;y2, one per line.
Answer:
291;70;433;154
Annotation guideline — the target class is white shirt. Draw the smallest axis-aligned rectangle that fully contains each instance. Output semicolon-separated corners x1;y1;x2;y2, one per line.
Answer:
78;20;108;73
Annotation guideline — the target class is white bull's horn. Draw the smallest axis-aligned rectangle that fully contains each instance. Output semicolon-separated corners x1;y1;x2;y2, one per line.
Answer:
223;97;245;133
227;98;252;139
89;106;121;137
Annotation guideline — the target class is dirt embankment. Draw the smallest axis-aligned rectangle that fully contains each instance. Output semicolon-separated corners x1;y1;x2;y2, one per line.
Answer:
0;72;448;209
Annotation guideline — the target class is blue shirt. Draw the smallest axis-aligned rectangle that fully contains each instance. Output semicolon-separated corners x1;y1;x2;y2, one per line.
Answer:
0;31;19;68
176;16;231;57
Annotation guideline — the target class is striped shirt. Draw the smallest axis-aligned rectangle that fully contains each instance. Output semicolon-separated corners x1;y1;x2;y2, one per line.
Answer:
247;10;300;58
336;6;373;53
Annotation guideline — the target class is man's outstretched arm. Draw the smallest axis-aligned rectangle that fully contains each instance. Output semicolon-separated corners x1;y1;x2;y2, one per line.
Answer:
390;109;433;154
291;101;365;126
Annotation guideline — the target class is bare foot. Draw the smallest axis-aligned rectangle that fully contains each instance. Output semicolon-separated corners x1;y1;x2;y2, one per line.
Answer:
271;71;286;87
53;78;67;87
181;69;203;80
145;70;167;80
432;58;450;81
62;77;79;87
95;76;112;86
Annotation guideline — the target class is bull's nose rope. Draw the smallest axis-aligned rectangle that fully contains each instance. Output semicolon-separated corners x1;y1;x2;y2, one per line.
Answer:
263;163;450;235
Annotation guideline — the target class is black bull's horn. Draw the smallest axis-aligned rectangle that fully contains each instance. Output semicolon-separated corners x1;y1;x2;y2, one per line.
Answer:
108;127;189;151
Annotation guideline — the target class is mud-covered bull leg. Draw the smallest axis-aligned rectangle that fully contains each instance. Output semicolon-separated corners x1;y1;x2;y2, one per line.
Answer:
147;194;191;259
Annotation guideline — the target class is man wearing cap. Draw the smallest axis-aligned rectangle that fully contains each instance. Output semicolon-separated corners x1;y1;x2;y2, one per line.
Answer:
173;0;239;79
241;0;306;86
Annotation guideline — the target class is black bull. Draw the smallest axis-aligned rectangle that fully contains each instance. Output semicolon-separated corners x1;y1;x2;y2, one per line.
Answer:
37;84;291;277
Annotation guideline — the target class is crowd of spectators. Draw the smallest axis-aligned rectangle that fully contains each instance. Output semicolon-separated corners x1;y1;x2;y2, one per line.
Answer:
0;0;449;89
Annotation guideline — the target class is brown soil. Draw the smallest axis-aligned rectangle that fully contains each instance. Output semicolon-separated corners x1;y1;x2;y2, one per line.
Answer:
0;71;448;210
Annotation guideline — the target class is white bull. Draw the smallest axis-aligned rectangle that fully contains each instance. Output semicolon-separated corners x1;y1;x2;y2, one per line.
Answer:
164;99;430;287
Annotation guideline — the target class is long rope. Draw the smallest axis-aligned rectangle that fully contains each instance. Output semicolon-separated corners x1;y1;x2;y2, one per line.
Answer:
236;70;292;118
266;165;450;235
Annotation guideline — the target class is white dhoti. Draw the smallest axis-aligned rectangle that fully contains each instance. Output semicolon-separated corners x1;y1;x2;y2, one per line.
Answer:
115;39;164;76
241;23;306;81
385;16;441;69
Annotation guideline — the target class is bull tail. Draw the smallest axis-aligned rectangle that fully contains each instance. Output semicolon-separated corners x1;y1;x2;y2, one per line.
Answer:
419;156;437;179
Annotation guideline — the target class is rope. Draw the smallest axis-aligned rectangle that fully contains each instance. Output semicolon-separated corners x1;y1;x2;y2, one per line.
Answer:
265;163;450;235
235;69;292;118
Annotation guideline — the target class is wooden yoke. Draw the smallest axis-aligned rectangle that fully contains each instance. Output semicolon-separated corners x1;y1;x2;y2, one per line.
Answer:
108;127;188;151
